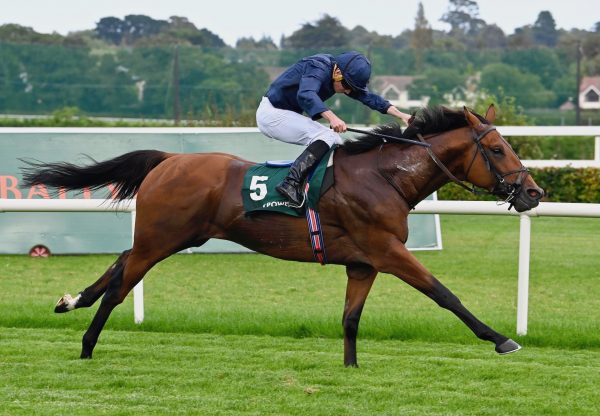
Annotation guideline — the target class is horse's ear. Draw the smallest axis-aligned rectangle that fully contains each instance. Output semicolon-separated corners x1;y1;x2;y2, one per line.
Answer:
463;106;483;129
485;104;496;123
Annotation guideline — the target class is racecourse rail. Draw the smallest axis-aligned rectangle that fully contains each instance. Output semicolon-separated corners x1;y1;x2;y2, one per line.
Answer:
1;198;599;336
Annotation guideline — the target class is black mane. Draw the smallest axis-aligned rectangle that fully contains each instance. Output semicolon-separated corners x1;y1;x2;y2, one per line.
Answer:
341;106;488;154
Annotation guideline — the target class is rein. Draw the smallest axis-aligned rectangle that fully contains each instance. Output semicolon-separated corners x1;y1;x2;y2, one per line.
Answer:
416;127;499;195
346;127;430;148
419;126;529;208
372;125;530;209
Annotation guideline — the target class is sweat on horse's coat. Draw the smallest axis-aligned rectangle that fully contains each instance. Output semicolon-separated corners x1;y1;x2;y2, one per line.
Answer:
21;105;544;366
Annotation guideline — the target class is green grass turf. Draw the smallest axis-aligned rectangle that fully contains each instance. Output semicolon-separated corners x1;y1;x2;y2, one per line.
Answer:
0;215;599;414
1;328;599;415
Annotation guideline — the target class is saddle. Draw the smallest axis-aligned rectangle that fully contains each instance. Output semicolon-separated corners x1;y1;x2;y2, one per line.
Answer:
241;148;335;217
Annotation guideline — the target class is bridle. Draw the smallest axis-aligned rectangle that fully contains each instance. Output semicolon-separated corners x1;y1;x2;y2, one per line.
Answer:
416;126;530;209
373;124;530;210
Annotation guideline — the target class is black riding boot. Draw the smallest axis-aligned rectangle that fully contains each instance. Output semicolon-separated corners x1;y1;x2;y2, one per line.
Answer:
276;140;330;207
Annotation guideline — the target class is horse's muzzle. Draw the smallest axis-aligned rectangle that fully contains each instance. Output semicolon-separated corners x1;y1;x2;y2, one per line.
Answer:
511;185;544;212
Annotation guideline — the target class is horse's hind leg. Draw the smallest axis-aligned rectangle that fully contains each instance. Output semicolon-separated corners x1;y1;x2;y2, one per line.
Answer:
342;264;377;367
79;247;159;359
55;250;131;313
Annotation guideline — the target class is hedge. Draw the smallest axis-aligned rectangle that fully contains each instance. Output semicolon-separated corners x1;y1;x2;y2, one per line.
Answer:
437;167;600;203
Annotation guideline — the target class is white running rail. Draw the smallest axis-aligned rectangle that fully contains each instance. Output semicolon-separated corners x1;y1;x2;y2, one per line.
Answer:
2;198;599;335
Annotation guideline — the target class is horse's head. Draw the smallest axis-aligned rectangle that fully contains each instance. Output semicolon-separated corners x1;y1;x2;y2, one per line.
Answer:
461;105;544;212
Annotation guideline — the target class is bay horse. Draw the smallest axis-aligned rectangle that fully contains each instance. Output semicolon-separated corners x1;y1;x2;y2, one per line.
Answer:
21;105;544;366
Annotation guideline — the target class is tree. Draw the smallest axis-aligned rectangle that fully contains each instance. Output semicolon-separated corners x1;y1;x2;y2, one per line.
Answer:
122;15;168;45
348;25;393;49
411;2;433;72
236;36;277;50
411;3;433;49
283;14;349;49
502;48;563;89
471;91;543;158
81;53;137;114
476;24;506;48
408;67;466;105
582;32;600;61
480;63;555;108
163;17;226;48
440;0;486;37
95;17;124;45
0;23;63;44
507;26;534;49
532;11;558;47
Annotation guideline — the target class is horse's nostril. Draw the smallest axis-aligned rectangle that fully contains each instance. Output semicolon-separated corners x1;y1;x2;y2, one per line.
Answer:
527;188;543;199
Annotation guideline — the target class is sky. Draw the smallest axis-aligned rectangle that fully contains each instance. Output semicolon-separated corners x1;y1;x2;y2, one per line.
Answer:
1;0;598;47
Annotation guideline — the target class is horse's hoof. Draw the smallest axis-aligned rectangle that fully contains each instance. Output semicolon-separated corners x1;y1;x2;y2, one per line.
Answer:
54;294;76;313
495;339;522;354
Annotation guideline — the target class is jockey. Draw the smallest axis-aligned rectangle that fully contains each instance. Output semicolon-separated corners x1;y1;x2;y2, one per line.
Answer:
256;51;411;207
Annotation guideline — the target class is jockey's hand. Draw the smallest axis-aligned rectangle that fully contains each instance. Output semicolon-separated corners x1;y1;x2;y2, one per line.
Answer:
387;106;412;126
322;110;347;133
330;117;347;133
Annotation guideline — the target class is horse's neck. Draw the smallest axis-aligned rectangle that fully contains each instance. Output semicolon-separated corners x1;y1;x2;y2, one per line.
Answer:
382;129;473;206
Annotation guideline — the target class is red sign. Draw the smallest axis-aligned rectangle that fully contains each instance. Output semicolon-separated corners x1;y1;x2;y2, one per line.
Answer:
1;175;118;199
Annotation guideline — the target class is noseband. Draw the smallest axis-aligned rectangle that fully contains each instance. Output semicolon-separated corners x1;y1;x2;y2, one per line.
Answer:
417;126;530;209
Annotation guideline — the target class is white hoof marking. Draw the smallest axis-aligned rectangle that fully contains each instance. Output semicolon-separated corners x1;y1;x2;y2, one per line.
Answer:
57;293;81;311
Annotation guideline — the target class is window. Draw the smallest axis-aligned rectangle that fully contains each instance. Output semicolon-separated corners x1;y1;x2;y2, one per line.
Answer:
585;89;599;103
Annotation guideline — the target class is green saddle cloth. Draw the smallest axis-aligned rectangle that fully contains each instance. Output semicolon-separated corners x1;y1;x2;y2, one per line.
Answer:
242;148;334;217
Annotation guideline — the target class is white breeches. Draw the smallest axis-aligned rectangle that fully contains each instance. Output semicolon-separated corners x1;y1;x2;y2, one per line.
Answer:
256;96;343;147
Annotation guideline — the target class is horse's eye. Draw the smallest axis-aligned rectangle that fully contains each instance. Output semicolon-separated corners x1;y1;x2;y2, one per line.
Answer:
491;147;503;155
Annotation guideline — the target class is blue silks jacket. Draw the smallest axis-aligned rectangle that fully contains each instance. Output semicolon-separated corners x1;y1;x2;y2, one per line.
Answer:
265;54;391;120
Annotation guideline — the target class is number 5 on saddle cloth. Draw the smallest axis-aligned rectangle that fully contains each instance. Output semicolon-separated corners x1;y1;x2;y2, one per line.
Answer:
241;147;335;264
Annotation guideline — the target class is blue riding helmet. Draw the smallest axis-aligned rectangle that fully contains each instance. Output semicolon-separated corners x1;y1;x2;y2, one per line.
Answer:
335;51;371;93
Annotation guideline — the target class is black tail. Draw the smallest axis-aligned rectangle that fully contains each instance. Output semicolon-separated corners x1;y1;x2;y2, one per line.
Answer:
20;150;170;201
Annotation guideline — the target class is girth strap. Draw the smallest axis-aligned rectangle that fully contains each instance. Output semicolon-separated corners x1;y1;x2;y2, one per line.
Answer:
304;177;327;265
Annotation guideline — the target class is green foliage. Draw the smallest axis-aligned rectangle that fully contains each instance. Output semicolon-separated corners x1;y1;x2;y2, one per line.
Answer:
471;90;550;159
532;11;559;47
236;36;278;50
440;0;486;37
525;109;600;126
411;2;433;54
472;91;529;125
480;63;556;108
531;167;600;203
502;48;563;89
439;167;600;203
409;67;467;105
94;15;226;48
0;23;63;44
282;15;350;49
1;10;600;125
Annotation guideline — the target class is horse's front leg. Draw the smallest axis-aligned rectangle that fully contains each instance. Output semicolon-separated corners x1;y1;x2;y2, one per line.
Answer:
342;264;377;367
375;241;520;354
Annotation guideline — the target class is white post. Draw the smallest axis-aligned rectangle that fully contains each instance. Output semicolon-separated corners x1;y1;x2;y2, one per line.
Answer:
131;210;144;324
516;214;531;336
595;136;600;162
